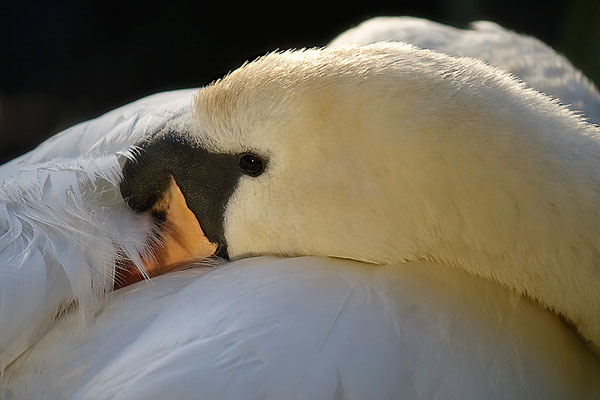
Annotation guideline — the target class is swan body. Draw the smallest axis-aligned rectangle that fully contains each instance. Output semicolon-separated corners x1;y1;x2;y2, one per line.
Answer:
4;257;600;399
1;18;600;399
329;16;600;125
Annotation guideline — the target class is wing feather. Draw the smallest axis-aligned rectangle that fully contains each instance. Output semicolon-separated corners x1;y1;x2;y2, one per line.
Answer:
0;89;196;371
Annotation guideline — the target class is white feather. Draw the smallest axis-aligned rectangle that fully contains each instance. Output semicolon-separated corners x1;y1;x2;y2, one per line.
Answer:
0;89;196;371
3;257;599;399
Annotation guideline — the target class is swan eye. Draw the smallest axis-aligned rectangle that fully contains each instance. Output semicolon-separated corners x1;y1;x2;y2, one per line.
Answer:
239;153;265;177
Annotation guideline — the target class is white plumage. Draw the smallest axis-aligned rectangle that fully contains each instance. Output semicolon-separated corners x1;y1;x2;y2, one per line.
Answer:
193;44;600;351
2;17;600;399
0;90;196;371
4;257;600;399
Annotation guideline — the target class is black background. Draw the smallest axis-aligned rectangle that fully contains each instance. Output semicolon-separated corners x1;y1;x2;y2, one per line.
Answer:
1;0;599;163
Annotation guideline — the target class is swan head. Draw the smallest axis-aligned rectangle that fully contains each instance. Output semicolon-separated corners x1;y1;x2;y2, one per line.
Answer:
120;43;600;352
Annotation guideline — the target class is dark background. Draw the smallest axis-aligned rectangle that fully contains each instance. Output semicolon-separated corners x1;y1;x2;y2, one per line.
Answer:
1;0;599;163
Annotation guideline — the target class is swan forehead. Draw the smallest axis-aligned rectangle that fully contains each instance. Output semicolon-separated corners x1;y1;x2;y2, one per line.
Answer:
190;44;427;154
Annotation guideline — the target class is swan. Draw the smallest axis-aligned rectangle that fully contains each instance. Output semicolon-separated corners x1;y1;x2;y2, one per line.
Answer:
2;19;600;399
120;43;600;352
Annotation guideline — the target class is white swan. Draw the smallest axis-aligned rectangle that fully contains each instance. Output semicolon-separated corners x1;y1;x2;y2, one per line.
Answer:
183;43;600;352
2;19;600;399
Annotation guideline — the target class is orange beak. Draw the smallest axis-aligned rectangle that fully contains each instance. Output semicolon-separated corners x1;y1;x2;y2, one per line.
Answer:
116;177;218;288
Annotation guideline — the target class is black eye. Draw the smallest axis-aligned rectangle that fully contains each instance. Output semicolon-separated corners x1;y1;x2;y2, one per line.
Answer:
239;153;265;177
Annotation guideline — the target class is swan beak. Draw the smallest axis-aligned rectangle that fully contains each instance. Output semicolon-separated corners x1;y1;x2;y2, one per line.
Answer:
149;177;218;267
116;177;218;288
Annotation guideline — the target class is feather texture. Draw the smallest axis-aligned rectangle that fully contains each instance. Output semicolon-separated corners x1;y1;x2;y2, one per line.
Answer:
3;257;599;399
0;90;196;371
